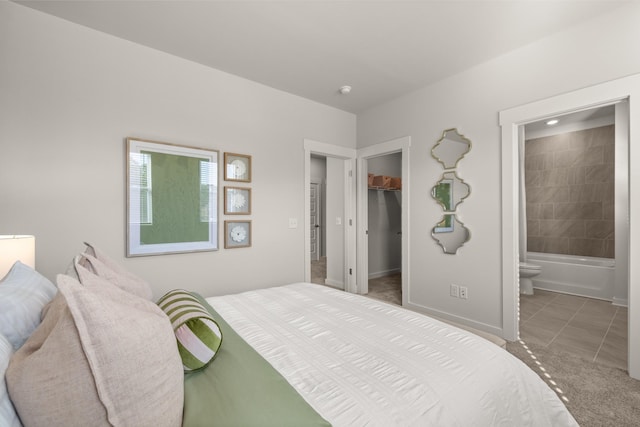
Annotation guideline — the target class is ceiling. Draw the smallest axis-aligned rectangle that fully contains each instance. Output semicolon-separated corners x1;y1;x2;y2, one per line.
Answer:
525;104;616;138
15;1;626;114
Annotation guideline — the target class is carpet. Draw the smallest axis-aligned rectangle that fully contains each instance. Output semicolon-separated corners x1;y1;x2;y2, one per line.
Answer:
506;340;640;426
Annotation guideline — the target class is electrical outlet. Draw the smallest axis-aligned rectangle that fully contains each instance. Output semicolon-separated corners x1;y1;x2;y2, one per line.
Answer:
459;286;468;299
450;284;459;298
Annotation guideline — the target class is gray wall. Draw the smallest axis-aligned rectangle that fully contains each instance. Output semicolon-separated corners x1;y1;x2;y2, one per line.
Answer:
357;3;640;332
5;0;640;338
0;2;356;299
525;125;615;258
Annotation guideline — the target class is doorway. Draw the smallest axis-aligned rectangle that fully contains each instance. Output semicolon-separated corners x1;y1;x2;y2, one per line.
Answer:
309;155;327;285
304;139;356;293
517;104;628;370
366;152;403;305
357;136;410;303
499;73;640;380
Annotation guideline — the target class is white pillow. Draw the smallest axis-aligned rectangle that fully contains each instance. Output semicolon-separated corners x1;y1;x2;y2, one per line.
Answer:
0;261;57;349
0;334;21;427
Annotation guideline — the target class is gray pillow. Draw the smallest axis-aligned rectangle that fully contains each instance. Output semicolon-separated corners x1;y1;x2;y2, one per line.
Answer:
0;334;21;427
0;261;57;349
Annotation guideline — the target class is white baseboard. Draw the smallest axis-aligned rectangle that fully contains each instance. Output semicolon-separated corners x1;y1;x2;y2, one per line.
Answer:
533;279;612;301
368;268;401;280
404;301;504;340
612;296;629;307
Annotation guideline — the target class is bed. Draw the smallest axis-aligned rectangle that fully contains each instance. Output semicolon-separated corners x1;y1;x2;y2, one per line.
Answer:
1;244;578;427
184;283;578;426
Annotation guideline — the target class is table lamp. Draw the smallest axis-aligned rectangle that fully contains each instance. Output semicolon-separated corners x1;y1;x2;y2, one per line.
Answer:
0;235;36;278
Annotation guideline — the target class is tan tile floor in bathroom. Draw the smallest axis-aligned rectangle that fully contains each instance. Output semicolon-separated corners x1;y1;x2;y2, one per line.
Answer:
520;289;628;370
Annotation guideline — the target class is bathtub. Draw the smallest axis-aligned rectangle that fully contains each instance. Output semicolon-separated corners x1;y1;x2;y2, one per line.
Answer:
526;252;615;301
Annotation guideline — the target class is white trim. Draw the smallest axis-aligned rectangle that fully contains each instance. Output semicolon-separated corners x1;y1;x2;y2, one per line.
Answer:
304;139;357;293
499;73;640;380
356;136;410;301
404;301;504;338
612;296;629;307
615;101;630;314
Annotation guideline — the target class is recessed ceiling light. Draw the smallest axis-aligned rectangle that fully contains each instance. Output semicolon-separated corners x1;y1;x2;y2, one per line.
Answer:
546;119;559;126
339;85;352;95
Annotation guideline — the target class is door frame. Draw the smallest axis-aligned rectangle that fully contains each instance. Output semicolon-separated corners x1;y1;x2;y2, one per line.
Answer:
499;73;640;379
304;139;357;292
357;136;410;301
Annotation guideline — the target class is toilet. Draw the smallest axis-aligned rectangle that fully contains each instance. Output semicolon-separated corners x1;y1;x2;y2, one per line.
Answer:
519;262;542;295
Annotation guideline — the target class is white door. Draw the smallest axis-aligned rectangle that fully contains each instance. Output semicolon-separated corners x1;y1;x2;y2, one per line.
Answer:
310;182;321;262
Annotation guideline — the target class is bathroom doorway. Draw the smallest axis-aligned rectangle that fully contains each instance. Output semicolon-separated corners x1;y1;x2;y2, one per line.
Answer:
518;103;628;370
499;73;639;379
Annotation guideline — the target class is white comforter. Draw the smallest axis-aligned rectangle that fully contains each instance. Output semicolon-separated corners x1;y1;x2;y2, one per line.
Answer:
207;283;578;427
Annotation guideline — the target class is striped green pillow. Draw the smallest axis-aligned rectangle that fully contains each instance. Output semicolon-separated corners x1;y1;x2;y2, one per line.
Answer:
157;290;223;373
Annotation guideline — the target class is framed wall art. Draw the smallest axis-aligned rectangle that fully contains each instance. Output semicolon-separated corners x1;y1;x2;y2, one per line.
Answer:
224;220;251;249
224;186;251;215
224;152;251;182
126;138;218;256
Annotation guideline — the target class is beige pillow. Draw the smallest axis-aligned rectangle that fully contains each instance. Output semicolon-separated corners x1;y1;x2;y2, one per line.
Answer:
74;254;153;300
82;242;154;300
7;274;183;427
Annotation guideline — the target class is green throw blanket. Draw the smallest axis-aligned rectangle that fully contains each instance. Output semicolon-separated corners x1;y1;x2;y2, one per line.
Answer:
182;294;331;427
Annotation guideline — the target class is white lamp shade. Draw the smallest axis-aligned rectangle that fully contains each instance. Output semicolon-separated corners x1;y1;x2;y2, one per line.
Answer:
0;235;36;278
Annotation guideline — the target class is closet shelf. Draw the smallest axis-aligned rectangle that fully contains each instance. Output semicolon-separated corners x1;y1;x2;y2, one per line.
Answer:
368;174;402;191
368;186;401;192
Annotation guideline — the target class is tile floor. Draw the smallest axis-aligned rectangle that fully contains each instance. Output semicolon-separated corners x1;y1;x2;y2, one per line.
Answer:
520;289;628;370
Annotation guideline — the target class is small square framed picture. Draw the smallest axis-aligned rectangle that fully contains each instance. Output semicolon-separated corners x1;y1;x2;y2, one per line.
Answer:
224;152;251;182
224;220;251;249
224;186;251;215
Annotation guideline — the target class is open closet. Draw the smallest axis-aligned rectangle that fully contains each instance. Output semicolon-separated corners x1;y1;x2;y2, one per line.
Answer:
366;152;402;303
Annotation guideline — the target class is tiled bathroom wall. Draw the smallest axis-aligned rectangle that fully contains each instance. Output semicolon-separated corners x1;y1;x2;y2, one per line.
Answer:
525;125;615;258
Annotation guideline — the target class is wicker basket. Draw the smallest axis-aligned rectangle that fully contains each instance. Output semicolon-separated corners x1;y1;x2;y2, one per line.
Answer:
390;177;402;190
372;175;391;188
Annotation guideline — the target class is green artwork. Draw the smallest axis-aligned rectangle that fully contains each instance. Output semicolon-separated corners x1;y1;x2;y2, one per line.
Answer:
139;151;210;244
127;138;218;256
